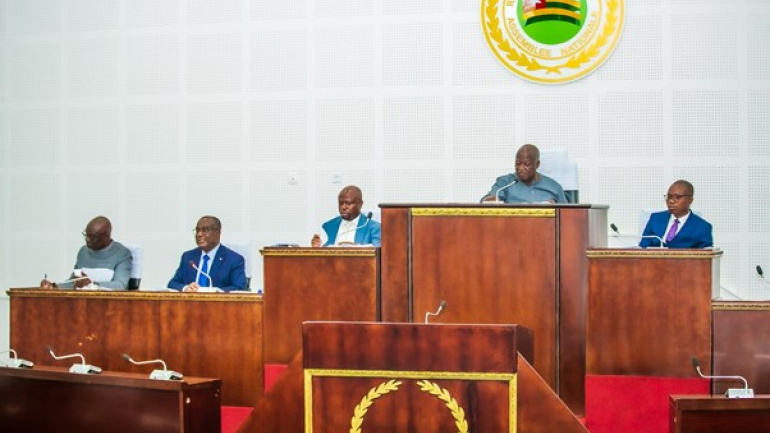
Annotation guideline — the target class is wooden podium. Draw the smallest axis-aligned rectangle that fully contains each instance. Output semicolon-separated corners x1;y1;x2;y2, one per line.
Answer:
237;321;589;433
260;247;379;364
0;366;220;433
669;394;770;433
712;302;770;395
379;203;607;413
8;288;262;406
586;249;722;376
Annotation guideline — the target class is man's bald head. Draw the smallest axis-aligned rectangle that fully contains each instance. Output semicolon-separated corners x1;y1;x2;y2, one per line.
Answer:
84;216;113;251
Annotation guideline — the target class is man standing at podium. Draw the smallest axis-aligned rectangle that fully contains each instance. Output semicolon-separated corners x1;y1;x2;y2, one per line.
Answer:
481;144;568;204
639;180;713;248
40;216;132;289
311;185;381;247
168;216;247;292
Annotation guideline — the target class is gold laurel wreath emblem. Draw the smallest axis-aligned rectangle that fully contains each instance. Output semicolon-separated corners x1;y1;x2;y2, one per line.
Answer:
483;0;619;75
348;379;469;433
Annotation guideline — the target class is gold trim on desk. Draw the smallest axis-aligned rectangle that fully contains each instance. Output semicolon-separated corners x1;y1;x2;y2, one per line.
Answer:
6;288;262;302
261;247;377;257
712;302;770;311
586;249;723;259
411;208;555;218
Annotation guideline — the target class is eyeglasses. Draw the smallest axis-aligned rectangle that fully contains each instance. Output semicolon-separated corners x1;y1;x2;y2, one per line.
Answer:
193;226;220;234
82;231;105;240
664;194;692;201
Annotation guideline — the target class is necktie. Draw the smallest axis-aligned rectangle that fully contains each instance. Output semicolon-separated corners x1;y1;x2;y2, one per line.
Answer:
665;219;680;243
197;254;210;286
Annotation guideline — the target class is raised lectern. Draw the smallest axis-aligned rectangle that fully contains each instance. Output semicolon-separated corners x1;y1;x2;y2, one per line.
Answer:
379;203;608;413
237;321;589;433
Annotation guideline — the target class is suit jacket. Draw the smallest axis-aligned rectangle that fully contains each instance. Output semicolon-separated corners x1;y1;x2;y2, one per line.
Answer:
322;215;382;247
168;244;247;292
639;211;713;248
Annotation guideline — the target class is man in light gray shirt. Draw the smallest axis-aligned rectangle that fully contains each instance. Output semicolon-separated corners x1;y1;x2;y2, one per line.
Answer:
41;216;132;290
482;144;568;204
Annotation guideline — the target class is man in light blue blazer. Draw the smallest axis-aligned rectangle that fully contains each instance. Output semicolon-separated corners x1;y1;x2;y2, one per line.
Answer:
311;185;381;247
168;215;247;292
639;180;713;248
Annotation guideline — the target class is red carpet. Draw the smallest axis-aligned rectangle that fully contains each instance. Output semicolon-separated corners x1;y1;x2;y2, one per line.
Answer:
585;375;710;433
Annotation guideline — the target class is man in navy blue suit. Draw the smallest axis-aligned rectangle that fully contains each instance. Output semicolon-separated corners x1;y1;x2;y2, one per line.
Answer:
639;180;713;248
311;185;381;247
168;216;247;292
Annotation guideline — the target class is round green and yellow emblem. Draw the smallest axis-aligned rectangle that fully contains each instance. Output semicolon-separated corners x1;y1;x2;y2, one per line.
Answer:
482;0;625;84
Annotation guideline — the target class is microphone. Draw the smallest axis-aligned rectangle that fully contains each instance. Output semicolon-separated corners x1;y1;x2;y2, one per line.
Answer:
46;345;101;374
122;353;183;381
610;223;620;236
757;265;769;285
0;349;34;369
640;235;666;248
189;260;213;288
334;212;374;244
424;300;447;324
495;177;518;203
691;357;754;398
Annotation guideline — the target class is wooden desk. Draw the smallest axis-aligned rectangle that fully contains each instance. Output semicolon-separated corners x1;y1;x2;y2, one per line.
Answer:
0;366;220;433
8;288;262;406
712;302;770;395
587;249;721;377
379;203;607;413
260;247;379;364
670;394;770;433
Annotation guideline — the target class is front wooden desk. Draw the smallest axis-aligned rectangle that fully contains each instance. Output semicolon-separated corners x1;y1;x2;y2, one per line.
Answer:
670;394;770;433
712;302;770;396
379;203;607;414
261;247;379;364
587;249;721;376
0;366;221;433
8;288;262;406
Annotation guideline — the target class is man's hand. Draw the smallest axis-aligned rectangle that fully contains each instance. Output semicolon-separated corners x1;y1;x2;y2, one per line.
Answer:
311;234;321;248
73;272;92;289
183;283;201;292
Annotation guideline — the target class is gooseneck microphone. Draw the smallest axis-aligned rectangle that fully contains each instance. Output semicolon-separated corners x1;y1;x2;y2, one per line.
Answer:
424;300;447;324
691;357;754;398
757;265;769;285
610;223;620;236
335;212;374;243
189;260;213;288
640;235;666;248
0;349;34;368
495;177;518;203
46;345;101;374
122;353;183;381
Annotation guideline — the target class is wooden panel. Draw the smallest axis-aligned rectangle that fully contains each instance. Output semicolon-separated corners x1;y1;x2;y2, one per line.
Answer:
303;322;533;372
0;366;220;433
10;293;159;373
557;207;589;415
409;210;557;386
379;206;409;322
160;295;263;406
8;289;262;406
587;250;718;376
261;248;379;364
670;394;770;433
712;303;770;395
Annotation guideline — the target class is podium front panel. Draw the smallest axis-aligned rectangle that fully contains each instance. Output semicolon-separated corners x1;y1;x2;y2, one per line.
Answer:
261;247;379;364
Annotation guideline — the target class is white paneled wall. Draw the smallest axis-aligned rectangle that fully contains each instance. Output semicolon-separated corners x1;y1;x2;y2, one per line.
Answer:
1;1;770;355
